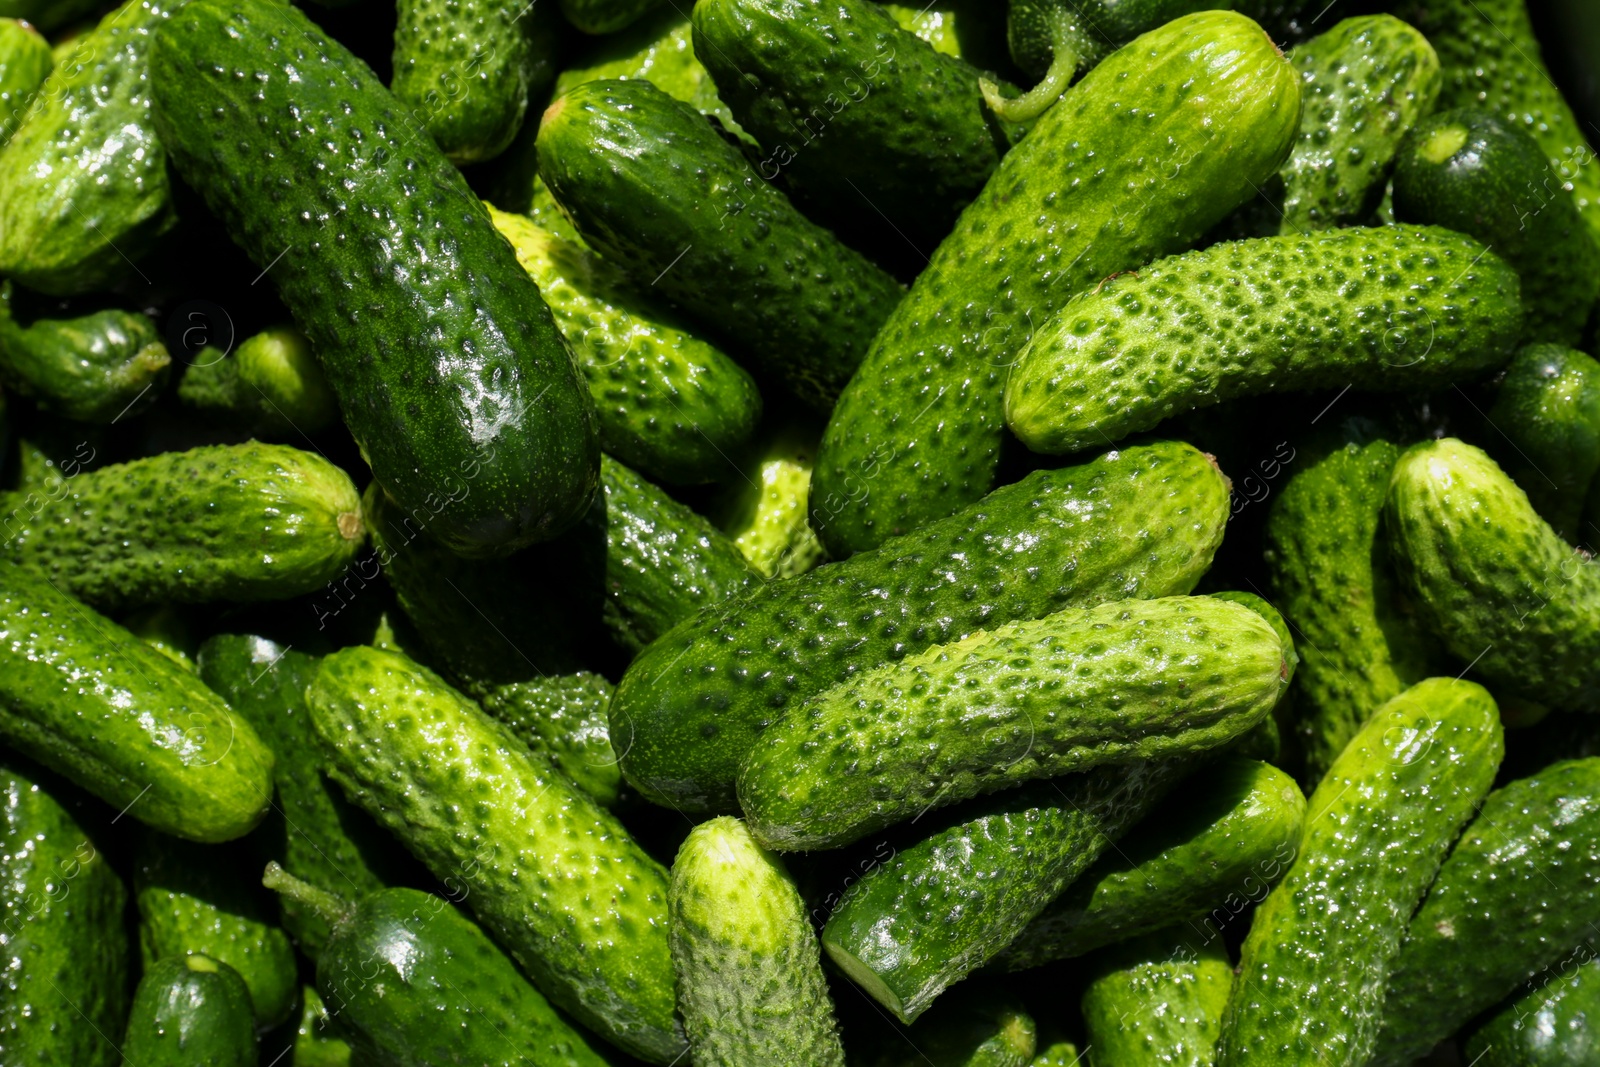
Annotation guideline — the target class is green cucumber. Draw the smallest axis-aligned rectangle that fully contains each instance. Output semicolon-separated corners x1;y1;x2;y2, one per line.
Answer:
0;0;103;34
287;986;354;1067
991;757;1305;972
124;606;199;672
178;327;339;439
740;596;1284;851
823;758;1191;1022
476;672;622;807
864;991;1038;1066
1007;0;1219;78
150;0;599;557
561;0;663;34
1483;345;1600;544
488;204;762;486
712;419;826;579
1;442;364;611
1279;15;1440;233
611;439;1229;812
882;3;963;56
0;18;49;145
811;10;1299;555
0;559;274;843
1031;1043;1083;1067
121;955;256;1067
1384;438;1600;712
307;647;685;1063
1464;957;1600;1067
1081;928;1232;1067
669;817;847;1066
0;757;129;1067
552;6;734;127
1370;758;1600;1065
1005;225;1524;455
1215;677;1504;1066
1393;108;1600;347
0;0;177;295
392;0;532;163
535;78;904;411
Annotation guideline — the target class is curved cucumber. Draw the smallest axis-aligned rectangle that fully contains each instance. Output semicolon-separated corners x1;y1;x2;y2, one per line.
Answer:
1005;225;1524;455
1483;345;1600;544
1464;957;1600;1067
712;420;826;579
1215;677;1504;1066
392;0;532;163
1081;928;1232;1067
476;672;622;807
0;19;50;146
178;327;339;439
121;955;256;1067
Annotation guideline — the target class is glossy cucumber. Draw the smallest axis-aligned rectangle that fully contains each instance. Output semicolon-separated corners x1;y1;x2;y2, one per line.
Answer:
561;0;663;34
178;327;339;439
863;991;1038;1067
0;18;49;145
1464;956;1600;1067
552;6;733;126
1081;928;1232;1067
392;0;532;162
1483;345;1600;544
1007;0;1221;78
476;672;622;807
121;955;256;1067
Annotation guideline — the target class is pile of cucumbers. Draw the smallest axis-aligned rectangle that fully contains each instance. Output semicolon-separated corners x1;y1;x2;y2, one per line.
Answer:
0;0;1597;1062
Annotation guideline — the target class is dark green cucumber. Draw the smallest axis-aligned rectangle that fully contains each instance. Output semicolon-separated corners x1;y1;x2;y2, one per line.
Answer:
0;0;102;34
1370;758;1600;1065
0;559;274;843
824;758;1191;1022
991;757;1305;972
1005;225;1524;454
611;439;1229;812
307;647;685;1063
1483;345;1600;544
1465;957;1600;1067
488;204;762;486
811;10;1299;555
561;0;663;34
669;817;847;1066
1007;0;1237;78
0;18;49;145
863;990;1038;1067
712;419;826;579
124;606;199;672
1216;678;1504;1066
0;757;129;1067
1384;438;1600;712
740;596;1284;850
286;985;354;1067
536;78;904;411
121;955;256;1067
150;0;599;556
1279;15;1440;232
476;672;622;807
392;0;532;162
1081;928;1232;1067
1393;108;1600;347
178;327;339;439
0;0;177;295
1;442;364;611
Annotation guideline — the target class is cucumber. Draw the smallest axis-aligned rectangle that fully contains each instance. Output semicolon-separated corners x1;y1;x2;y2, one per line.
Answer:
1215;677;1504;1066
611;439;1229;812
1032;1044;1083;1067
864;990;1038;1067
1279;15;1440;233
552;6;734;127
476;672;622;807
1384;438;1600;712
392;0;532;163
0;560;274;843
1005;225;1524;455
810;10;1299;556
306;647;686;1063
149;0;600;557
0;18;49;145
991;758;1305;972
1483;345;1600;544
536;78;904;411
739;596;1285;851
669;817;847;1066
121;955;257;1067
561;0;663;34
178;327;339;440
1393;108;1600;347
0;0;176;295
0;0;102;34
124;605;199;672
1;442;364;611
1464;957;1600;1067
0;757;129;1067
823;758;1191;1022
1369;758;1600;1065
712;420;826;579
286;985;354;1067
488;204;762;486
882;3;965;57
1081;928;1232;1067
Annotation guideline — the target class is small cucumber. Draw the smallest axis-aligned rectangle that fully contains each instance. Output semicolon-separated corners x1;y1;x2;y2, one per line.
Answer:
1;442;364;611
121;955;256;1067
392;0;533;162
1393;108;1600;347
864;990;1038;1067
1370;758;1600;1065
307;647;685;1063
1005;225;1524;455
670;817;847;1067
712;420;826;579
1215;677;1504;1066
476;672;622;807
561;0;663;34
1081;928;1232;1067
1464;957;1600;1067
178;327;339;439
0;18;49;145
1483;345;1600;544
740;596;1285;851
286;985;355;1067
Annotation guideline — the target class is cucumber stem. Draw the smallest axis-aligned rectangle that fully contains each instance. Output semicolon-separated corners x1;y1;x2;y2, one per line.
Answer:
262;861;355;929
981;8;1081;124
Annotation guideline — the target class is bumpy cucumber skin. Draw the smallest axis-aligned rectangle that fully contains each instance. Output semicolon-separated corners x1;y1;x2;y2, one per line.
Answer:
317;887;611;1067
489;206;761;486
537;78;903;412
811;11;1299;556
1385;438;1600;712
713;421;825;579
1280;15;1440;232
1370;758;1600;1066
670;817;847;1067
824;758;1190;1022
0;560;274;843
476;672;622;807
1484;346;1600;543
561;0;663;34
611;440;1229;812
392;0;531;162
1005;226;1523;454
0;19;49;145
179;327;339;439
0;759;129;1067
740;597;1284;851
553;7;731;124
1393;109;1600;347
993;758;1305;972
150;0;599;557
121;955;256;1067
0;0;175;295
308;647;685;1064
1081;929;1232;1067
1216;677;1504;1066
1465;958;1600;1067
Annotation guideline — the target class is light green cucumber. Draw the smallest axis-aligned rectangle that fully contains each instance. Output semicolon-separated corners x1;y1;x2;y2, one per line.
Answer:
286;986;354;1067
0;17;49;145
712;420;826;579
178;327;339;439
863;990;1038;1067
1081;928;1232;1067
1483;345;1600;544
476;672;622;807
